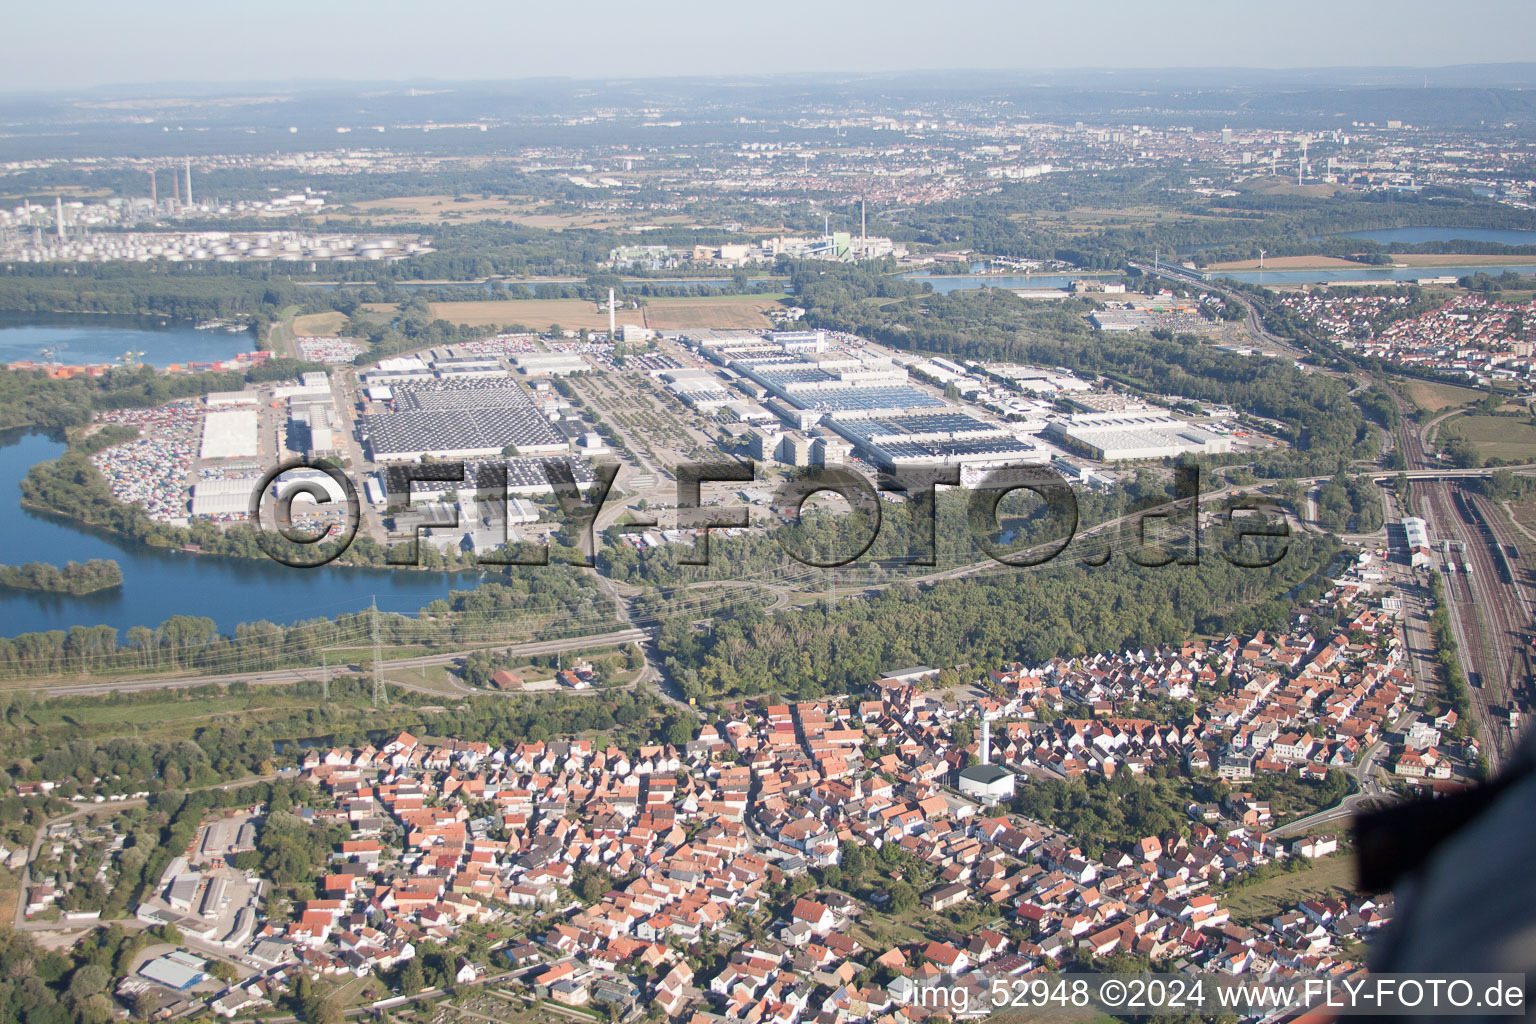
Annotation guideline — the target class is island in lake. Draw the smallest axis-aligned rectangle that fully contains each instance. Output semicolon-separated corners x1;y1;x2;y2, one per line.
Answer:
0;558;123;595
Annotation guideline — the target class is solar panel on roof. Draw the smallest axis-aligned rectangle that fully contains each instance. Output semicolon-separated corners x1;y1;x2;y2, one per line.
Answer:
791;387;946;412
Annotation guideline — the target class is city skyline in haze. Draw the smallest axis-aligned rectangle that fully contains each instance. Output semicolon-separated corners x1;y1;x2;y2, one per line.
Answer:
5;0;1536;93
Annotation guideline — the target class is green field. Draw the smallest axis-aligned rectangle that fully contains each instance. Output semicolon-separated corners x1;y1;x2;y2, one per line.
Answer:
1221;855;1357;923
292;310;350;337
1442;414;1536;462
422;293;782;331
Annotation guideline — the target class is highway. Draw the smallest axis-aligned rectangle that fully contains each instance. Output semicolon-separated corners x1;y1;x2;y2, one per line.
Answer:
1130;260;1305;359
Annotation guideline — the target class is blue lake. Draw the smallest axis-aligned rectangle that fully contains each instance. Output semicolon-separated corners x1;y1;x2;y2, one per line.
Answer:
0;429;489;638
0;312;254;368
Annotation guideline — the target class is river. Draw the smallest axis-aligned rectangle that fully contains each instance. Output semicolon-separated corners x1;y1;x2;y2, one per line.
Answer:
903;264;1536;290
1212;263;1536;286
899;272;1117;293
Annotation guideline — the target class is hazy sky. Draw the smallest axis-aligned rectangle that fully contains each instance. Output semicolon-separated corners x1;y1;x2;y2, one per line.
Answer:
7;0;1535;93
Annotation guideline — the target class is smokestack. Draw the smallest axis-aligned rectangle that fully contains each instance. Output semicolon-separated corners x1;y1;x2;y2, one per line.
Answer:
173;169;180;207
609;287;616;340
980;714;991;766
861;198;866;258
185;158;193;209
149;169;157;212
55;197;64;240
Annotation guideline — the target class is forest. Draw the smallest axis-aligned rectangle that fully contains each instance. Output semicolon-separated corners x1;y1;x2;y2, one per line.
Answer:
655;532;1341;703
850;175;1536;270
1312;474;1386;535
0;356;323;434
0;267;307;339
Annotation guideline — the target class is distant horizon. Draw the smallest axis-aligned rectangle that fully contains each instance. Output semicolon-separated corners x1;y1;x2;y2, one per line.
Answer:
6;0;1536;93
7;60;1536;101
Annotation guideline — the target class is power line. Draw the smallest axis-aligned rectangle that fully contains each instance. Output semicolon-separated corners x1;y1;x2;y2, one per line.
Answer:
371;596;385;706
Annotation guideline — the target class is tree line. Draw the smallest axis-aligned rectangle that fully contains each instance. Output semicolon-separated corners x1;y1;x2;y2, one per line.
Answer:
0;573;611;681
657;532;1341;703
0;559;121;595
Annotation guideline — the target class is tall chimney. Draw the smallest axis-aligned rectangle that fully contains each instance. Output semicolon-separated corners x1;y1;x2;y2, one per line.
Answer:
149;169;157;212
173;169;180;207
980;714;991;766
861;198;866;258
608;287;617;340
185;158;193;209
55;197;64;240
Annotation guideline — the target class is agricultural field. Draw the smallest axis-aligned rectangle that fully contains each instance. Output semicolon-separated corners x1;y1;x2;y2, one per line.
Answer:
1395;253;1536;266
426;294;780;331
1011;204;1246;238
328;195;554;226
1441;414;1536;462
1228;177;1346;199
642;294;782;329
1221;854;1357;923
1212;253;1536;272
325;194;704;231
292;311;349;336
1209;255;1364;271
428;299;646;332
1405;379;1485;414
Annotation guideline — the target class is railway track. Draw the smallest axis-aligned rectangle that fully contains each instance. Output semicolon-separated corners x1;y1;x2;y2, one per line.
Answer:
1421;481;1524;766
1470;492;1536;727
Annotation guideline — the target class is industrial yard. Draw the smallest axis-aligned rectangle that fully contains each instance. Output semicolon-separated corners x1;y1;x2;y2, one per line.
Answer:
69;310;1264;560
